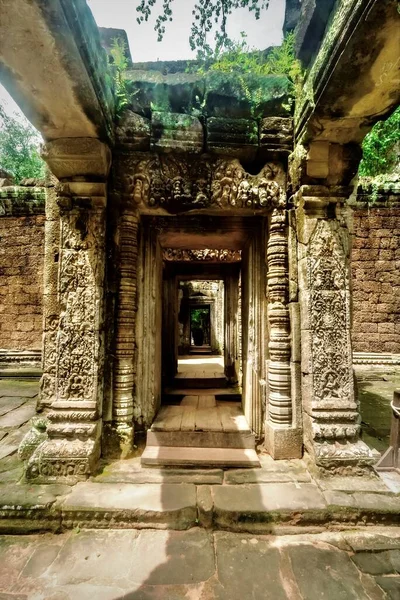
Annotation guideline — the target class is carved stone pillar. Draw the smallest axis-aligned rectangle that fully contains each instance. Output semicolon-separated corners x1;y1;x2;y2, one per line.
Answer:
295;185;375;474
224;271;240;384
104;209;139;457
265;206;303;459
25;138;111;482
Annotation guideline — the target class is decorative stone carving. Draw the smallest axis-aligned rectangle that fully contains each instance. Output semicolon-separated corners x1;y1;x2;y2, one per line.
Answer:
124;154;285;214
301;207;374;472
163;249;242;262
307;221;354;424
22;174;109;482
266;205;292;426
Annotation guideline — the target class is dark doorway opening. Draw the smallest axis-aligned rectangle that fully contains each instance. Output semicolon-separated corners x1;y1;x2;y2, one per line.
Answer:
190;305;211;349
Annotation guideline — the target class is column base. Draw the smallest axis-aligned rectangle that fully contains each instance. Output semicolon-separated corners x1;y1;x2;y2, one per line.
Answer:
102;422;134;459
265;422;303;459
25;437;101;484
306;440;376;477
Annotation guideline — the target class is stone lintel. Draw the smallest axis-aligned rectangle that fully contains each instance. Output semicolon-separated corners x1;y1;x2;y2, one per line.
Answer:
265;423;303;460
0;0;114;141
42;138;111;180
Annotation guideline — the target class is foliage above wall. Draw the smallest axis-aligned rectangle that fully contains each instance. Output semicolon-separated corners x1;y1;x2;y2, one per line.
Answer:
136;0;271;58
0;107;45;183
359;106;400;178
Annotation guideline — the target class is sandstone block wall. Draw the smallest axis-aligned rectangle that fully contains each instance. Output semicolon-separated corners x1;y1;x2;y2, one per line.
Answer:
351;191;400;354
0;186;46;350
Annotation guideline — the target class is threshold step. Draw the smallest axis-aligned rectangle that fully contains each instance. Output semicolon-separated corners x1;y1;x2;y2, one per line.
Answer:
147;430;255;449
173;378;228;389
141;446;260;468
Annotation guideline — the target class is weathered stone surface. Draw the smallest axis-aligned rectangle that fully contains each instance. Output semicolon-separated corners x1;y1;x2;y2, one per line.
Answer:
197;485;213;528
212;483;327;529
375;576;400;598
288;542;384;600
260;117;293;153
115;110;150;152
1;528;400;598
206;117;258;160
94;461;224;485
224;456;311;484
0;402;36;429
61;482;197;529
214;532;288;600
0;0;114;140
130;529;214;585
151;112;203;154
343;529;400;552
318;476;392;494
0;398;28;418
351;550;400;575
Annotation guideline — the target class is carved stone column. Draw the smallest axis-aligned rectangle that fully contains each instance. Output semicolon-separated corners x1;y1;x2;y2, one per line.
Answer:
25;138;111;482
265;206;303;459
104;208;139;457
224;271;240;384
295;185;375;474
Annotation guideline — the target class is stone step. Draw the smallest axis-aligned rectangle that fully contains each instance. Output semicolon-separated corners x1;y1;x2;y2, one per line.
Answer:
173;377;228;389
164;387;241;401
141;446;261;468
146;430;255;449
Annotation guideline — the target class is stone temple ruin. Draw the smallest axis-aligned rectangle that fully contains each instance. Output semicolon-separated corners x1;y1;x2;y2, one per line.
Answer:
0;0;399;483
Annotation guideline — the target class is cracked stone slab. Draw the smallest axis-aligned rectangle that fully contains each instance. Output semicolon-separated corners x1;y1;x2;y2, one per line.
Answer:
61;482;197;529
343;528;400;552
287;542;387;600
351;549;400;575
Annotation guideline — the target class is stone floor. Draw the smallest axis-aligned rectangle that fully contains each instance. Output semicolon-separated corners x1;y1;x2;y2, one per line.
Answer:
175;356;225;379
0;527;400;599
0;372;399;535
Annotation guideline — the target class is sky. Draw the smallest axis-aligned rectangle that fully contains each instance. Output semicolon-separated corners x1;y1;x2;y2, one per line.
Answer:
0;0;285;123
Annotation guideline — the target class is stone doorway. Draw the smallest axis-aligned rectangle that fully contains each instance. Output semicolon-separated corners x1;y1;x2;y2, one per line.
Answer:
137;216;267;467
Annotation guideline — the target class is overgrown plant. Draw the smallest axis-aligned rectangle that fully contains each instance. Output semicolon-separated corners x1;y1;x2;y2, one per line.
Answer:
0;106;45;182
189;32;303;116
109;37;130;117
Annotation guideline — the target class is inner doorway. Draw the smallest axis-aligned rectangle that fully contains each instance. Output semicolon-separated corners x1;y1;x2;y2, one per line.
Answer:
137;216;267;467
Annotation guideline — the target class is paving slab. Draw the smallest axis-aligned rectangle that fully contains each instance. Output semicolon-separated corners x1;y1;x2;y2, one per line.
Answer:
94;460;224;485
343;528;400;552
287;542;386;600
130;529;214;586
318;475;392;494
0;483;70;533
61;482;197;530
214;531;289;600
0;398;27;417
351;549;400;575
224;463;311;484
212;483;327;530
375;576;400;599
0;402;36;429
0;380;39;398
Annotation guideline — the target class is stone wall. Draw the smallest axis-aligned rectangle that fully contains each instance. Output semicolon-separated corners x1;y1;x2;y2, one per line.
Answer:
0;185;46;351
351;187;400;354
